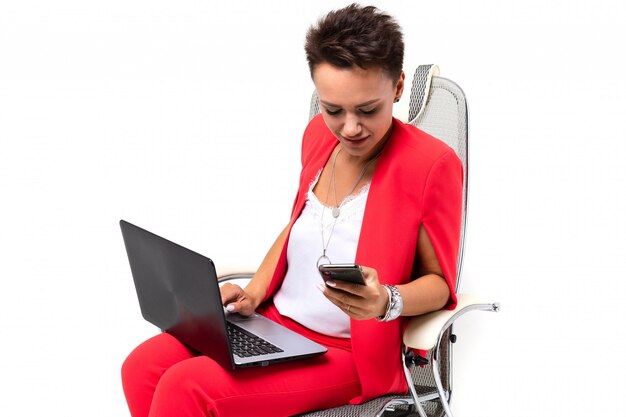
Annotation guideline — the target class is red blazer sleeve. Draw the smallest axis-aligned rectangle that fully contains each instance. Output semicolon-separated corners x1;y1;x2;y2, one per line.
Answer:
421;148;463;310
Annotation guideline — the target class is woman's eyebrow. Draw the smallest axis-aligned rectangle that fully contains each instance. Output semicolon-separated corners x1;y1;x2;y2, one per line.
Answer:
320;98;381;108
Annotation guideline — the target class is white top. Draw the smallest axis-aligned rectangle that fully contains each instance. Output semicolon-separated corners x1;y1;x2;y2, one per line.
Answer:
273;171;369;338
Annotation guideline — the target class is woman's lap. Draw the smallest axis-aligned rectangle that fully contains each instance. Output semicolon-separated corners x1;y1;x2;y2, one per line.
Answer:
122;332;360;417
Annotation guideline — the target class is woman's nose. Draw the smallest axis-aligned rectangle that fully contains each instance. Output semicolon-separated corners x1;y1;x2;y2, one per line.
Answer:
342;113;362;137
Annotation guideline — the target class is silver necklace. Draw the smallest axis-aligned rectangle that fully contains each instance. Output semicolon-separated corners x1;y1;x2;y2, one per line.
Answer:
331;149;374;218
317;147;377;267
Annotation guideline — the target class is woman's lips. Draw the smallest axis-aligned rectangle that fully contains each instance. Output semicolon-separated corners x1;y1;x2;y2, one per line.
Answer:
341;135;369;145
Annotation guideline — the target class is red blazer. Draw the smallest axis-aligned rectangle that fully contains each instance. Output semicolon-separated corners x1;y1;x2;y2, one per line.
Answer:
263;114;463;403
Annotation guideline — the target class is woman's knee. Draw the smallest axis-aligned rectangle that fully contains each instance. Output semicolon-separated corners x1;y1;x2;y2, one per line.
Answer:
121;342;147;388
122;333;192;387
150;358;219;415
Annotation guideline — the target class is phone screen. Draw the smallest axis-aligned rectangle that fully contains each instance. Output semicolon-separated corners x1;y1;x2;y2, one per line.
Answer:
318;263;366;285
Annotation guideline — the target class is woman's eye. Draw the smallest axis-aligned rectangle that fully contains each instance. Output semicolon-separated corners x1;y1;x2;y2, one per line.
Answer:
360;108;377;115
323;107;376;116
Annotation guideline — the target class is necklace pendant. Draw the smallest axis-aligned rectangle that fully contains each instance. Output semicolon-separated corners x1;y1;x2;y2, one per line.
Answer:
317;255;331;268
332;207;340;218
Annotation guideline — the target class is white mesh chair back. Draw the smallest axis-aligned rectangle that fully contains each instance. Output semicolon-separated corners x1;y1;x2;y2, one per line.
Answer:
407;65;468;291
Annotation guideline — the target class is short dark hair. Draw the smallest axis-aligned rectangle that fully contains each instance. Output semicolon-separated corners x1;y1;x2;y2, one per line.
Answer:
305;3;404;81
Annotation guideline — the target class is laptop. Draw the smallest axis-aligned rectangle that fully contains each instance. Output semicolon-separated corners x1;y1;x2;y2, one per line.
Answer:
120;220;327;369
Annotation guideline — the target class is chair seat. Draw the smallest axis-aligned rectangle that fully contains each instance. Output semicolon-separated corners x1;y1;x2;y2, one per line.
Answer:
296;395;413;417
296;390;445;417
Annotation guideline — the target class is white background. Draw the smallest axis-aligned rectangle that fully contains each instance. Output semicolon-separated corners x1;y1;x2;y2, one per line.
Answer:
1;1;625;416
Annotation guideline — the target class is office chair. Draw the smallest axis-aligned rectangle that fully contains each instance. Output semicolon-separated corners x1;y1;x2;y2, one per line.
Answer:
218;65;499;417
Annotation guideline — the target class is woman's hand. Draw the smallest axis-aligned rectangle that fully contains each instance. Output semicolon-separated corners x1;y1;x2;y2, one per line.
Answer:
319;266;389;320
220;283;259;316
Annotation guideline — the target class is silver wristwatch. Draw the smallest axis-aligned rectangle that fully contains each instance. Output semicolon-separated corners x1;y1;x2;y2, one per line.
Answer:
377;284;403;322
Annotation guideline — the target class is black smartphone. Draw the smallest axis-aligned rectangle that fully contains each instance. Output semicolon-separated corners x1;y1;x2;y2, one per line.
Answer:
318;263;366;286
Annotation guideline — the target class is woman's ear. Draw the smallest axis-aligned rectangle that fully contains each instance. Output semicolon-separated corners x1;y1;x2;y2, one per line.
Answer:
394;71;406;101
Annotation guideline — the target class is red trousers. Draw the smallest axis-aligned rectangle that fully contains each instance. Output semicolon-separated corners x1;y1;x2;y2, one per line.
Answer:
121;304;362;417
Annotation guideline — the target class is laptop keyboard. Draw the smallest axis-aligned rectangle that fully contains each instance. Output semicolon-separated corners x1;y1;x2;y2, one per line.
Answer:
227;322;284;358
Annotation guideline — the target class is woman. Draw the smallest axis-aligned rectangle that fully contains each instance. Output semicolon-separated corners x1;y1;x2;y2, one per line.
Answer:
122;4;462;416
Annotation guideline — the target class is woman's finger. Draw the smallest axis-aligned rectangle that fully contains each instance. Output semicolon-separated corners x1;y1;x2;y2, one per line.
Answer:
324;279;366;296
220;283;244;306
231;298;256;316
321;285;363;310
319;279;386;320
322;289;366;318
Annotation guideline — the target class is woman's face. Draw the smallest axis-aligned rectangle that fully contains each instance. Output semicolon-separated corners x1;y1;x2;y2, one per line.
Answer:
312;62;404;161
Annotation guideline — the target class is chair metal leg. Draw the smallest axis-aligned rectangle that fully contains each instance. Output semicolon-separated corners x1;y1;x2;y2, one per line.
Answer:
375;398;415;417
404;356;429;417
432;340;454;417
376;349;429;417
447;325;454;406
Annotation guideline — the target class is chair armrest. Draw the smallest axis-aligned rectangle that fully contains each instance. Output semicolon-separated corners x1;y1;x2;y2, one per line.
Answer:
216;265;257;280
403;293;499;351
216;267;256;290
